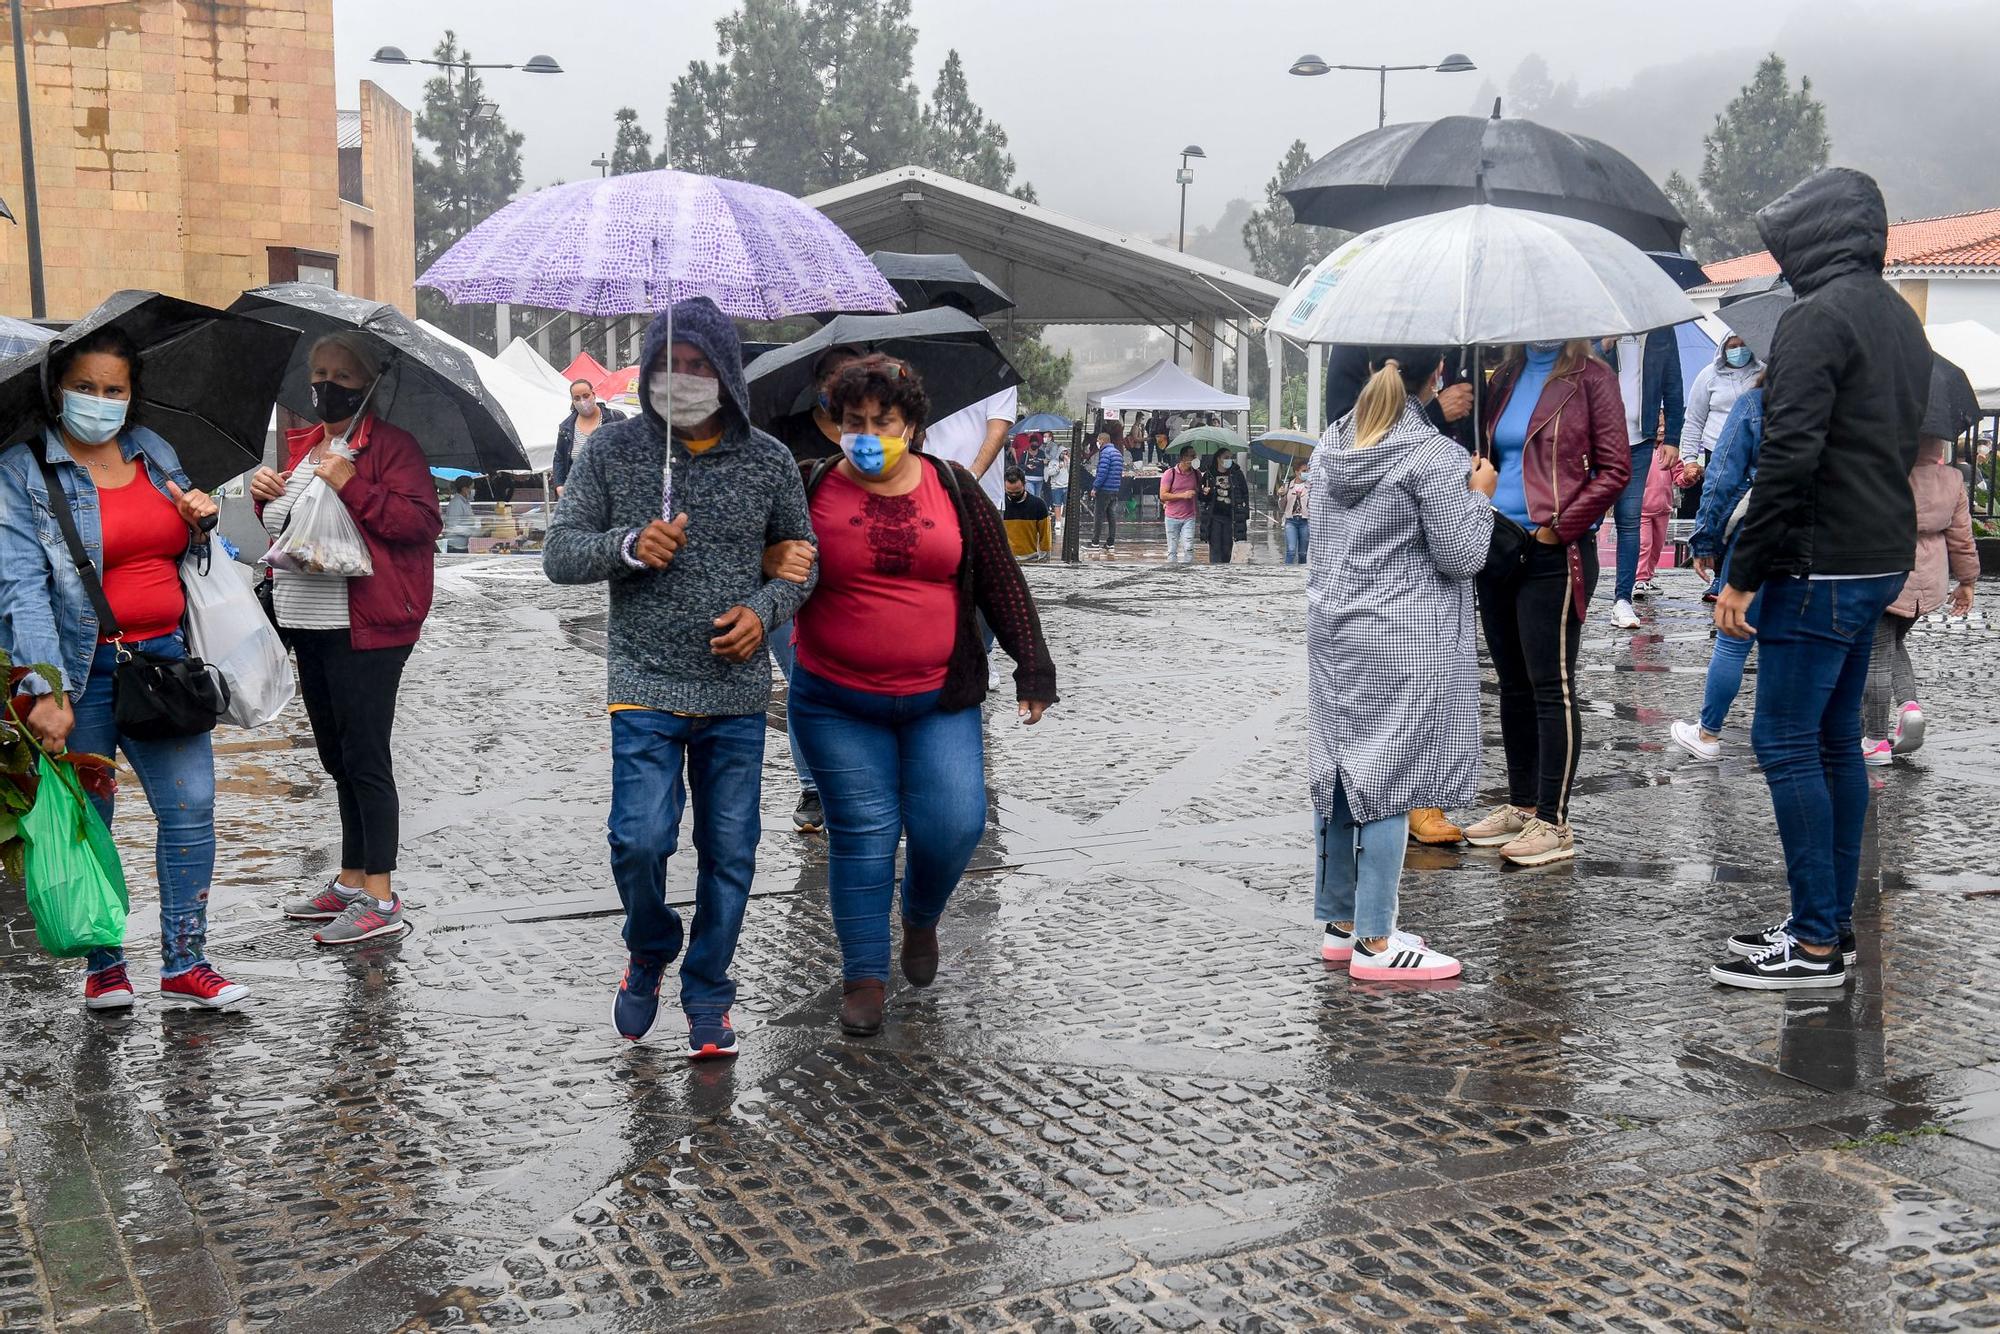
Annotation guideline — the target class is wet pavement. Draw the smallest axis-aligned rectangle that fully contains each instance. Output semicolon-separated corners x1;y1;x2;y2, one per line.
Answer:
3;542;2000;1332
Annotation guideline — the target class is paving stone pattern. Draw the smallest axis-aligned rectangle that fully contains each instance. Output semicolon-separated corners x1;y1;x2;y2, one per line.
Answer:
1;553;1998;1331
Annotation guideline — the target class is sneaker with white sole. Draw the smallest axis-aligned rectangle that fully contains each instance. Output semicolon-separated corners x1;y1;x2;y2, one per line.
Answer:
1669;719;1722;762
1611;599;1641;629
313;894;405;946
160;963;249;1009
1710;933;1847;990
1860;738;1893;767
1891;701;1925;755
283;879;364;921
1500;817;1575;867
1320;923;1427;964
83;963;136;1011
1349;934;1462;982
1727;918;1856;966
1462;805;1531;848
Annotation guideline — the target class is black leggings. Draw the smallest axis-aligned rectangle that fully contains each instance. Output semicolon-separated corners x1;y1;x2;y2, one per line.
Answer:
291;630;413;875
1477;541;1599;825
1208;510;1235;564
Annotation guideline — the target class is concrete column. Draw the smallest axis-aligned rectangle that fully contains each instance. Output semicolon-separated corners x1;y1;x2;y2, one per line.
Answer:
1306;342;1323;436
567;315;582;365
494;302;510;353
1265;328;1282;436
605;322;618;368
1190;316;1217;384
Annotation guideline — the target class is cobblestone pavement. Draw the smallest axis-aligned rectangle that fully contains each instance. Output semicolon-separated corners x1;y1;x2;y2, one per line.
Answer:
3;541;1999;1332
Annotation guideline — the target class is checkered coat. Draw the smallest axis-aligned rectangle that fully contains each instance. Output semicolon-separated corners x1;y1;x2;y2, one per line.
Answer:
1307;400;1494;825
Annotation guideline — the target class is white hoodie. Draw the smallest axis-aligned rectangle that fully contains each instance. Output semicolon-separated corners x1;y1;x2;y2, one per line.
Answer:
1680;353;1763;459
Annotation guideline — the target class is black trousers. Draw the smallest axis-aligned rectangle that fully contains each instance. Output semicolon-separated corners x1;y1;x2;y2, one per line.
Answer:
1477;541;1599;824
291;630;413;875
1091;492;1119;546
1207;510;1235;564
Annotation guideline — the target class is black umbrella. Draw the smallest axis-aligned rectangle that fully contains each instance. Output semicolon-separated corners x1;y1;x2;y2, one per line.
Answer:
226;283;528;474
1280;105;1686;251
744;307;1022;426
1718;272;1787;306
1647;251;1709;291
865;252;1014;319
1716;284;1978;439
0;290;298;489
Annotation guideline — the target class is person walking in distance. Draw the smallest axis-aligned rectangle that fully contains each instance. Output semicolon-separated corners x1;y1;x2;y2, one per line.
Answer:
1309;347;1496;980
1088;425;1123;551
1002;467;1053;560
1159;444;1200;565
543;296;817;1053
1200;447;1249;565
255;333;442;946
1278;464;1311;565
1459;340;1629;866
1708;168;1929;991
1600;328;1684;628
1678;334;1762;598
553;379;627;500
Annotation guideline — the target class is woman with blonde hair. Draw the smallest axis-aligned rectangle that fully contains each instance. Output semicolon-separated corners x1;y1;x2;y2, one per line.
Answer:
1459;339;1629;867
1308;346;1496;981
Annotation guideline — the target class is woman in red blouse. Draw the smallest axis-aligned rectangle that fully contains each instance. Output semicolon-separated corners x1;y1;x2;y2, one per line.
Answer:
788;355;1057;1037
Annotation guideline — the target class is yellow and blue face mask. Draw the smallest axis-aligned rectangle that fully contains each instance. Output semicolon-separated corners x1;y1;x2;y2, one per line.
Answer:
838;432;908;477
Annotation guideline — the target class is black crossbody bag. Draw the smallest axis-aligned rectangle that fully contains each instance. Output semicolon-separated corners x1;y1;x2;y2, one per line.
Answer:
36;454;230;740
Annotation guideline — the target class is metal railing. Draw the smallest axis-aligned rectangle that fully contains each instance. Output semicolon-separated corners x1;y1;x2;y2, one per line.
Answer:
1956;409;1999;526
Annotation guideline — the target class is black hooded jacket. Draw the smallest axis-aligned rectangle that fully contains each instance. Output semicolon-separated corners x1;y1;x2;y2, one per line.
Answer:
1727;168;1931;591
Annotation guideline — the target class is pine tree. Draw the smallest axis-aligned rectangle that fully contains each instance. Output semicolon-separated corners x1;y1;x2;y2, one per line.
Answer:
412;32;525;344
1669;54;1830;261
1242;139;1345;286
998;326;1074;415
918;51;1018;192
609;108;654;175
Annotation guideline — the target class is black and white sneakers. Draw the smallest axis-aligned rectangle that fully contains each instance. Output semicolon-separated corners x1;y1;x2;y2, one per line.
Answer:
1727;918;1856;966
1711;932;1848;990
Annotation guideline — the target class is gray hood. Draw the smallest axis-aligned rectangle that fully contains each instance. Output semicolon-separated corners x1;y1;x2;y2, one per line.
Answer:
1322;399;1434;506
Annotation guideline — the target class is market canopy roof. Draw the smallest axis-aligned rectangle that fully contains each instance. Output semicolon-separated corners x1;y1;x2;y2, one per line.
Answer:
807;167;1287;327
1086;358;1252;412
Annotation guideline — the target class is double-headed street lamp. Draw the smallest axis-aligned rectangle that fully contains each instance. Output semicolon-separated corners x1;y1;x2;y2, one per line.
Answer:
1175;144;1205;254
1288;52;1476;129
371;45;563;232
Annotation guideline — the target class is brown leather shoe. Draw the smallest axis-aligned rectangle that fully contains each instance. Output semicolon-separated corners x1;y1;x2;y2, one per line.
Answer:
839;979;885;1036
1408;807;1464;846
900;922;939;988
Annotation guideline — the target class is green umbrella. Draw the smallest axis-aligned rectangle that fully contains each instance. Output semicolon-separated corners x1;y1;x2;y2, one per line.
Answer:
1167;425;1246;455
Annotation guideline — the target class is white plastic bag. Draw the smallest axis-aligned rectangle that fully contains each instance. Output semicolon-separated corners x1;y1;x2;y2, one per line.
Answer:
182;550;295;728
268;459;373;576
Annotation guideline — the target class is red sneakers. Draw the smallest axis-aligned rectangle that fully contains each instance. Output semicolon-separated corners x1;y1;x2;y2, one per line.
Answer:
83;964;135;1010
160;964;249;1009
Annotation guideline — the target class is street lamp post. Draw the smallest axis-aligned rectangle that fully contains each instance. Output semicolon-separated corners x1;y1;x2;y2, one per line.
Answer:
1287;52;1476;129
1175;144;1205;254
9;0;45;317
591;154;610;177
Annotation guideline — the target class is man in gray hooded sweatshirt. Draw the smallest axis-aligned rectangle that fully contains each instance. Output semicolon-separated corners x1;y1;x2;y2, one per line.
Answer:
545;296;817;1055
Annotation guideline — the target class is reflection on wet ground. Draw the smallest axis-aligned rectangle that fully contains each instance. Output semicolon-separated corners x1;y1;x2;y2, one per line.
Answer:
1;556;1998;1331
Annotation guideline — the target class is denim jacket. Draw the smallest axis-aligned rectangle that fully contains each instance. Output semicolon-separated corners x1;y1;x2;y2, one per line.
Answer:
0;424;193;700
1689;390;1764;562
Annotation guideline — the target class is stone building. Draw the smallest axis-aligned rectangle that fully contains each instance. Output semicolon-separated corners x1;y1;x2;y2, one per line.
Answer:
0;0;413;319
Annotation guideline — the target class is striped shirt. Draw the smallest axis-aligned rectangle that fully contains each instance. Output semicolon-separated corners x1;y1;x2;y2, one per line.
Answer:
262;454;352;630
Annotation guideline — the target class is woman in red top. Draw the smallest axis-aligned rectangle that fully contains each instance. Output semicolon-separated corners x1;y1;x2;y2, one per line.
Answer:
248;333;442;946
787;355;1057;1037
0;326;244;1010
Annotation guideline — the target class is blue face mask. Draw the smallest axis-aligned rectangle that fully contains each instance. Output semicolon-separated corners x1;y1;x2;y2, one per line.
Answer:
60;389;128;445
1724;345;1753;368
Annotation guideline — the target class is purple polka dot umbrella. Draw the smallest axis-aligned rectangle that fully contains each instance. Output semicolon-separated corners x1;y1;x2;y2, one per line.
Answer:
417;170;900;320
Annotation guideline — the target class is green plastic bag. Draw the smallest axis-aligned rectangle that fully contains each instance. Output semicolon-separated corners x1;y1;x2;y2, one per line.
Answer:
19;755;128;958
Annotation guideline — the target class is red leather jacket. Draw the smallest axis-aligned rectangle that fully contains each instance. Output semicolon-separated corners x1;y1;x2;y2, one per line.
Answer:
1484;356;1631;619
275;415;443;650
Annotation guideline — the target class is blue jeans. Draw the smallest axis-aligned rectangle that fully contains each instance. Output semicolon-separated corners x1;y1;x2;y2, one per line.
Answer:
1163;515;1196;563
1311;779;1407;939
606;709;765;1019
1749;574;1905;947
69;636;216;978
1283;516;1309;564
1611;443;1653;602
766;632;815;794
1697;549;1757;735
788;666;986;983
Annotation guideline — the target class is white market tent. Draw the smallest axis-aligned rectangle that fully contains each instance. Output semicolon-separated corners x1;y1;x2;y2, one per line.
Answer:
416;320;574;472
497;337;578;401
1927;321;2000;410
1086;358;1251;413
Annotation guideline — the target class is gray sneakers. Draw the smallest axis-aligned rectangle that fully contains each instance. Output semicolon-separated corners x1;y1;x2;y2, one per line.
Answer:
312;893;406;946
284;880;363;921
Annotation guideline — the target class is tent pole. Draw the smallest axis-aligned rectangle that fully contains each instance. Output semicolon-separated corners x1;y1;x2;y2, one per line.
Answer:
1060;421;1085;563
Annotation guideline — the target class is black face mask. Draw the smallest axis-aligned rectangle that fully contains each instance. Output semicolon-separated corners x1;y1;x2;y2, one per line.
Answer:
309;379;369;425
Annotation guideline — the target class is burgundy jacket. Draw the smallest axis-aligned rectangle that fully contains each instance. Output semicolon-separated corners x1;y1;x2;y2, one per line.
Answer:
1484;356;1631;619
275;415;443;650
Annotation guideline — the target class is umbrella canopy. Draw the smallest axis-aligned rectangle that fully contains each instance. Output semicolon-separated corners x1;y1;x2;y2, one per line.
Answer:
1014;411;1072;434
1648;251;1709;291
1709;289;1790;363
863;251;1011;318
0;314;52;360
1250;431;1319;463
1718;272;1787;306
430;467;482;481
419;169;900;320
1280;111;1685;252
415;320;575;472
1168;425;1246;455
1272;204;1701;347
1927;321;2000;413
0;290;298;489
227;283;528;475
743;306;1021;425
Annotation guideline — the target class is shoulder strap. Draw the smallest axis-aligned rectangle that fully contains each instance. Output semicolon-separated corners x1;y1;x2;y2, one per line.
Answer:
33;451;122;641
804;454;842;496
924;451;967;503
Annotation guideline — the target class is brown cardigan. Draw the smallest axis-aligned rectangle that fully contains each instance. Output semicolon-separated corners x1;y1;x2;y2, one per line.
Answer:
802;453;1058;711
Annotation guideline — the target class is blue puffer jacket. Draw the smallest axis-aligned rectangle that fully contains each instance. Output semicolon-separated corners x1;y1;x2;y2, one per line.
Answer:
1689;389;1764;562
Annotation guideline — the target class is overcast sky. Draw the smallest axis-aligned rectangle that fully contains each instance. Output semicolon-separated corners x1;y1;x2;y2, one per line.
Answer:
335;0;1977;240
